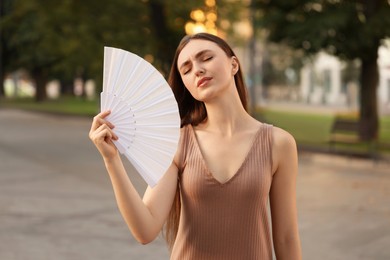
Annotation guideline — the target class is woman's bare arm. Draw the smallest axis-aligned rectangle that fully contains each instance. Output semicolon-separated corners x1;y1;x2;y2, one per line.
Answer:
270;127;302;260
89;111;179;244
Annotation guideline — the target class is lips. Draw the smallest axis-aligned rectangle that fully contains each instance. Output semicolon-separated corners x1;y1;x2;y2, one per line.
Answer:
197;77;212;88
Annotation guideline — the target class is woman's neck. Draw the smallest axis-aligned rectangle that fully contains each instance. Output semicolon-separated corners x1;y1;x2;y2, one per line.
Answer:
200;89;254;136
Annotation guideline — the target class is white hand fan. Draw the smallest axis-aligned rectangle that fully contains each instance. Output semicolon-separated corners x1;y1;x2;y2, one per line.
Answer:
101;47;180;187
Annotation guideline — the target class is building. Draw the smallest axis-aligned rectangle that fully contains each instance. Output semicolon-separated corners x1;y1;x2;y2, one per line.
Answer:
300;45;390;113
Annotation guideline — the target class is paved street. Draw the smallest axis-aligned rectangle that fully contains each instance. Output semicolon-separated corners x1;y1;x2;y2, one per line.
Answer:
0;108;389;260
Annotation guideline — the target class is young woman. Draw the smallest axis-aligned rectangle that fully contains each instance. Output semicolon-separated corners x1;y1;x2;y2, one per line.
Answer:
89;33;302;259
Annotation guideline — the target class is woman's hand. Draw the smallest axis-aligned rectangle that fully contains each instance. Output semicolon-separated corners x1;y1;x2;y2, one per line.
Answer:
89;110;119;159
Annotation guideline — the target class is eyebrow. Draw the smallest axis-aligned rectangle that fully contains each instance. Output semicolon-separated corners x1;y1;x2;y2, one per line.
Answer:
179;49;213;71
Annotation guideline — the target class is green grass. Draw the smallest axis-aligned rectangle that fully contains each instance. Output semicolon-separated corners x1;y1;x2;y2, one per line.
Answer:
0;96;99;117
260;109;334;145
1;96;389;153
258;108;390;153
380;117;390;142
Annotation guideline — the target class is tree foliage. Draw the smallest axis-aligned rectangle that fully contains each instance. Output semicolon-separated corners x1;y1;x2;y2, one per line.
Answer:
253;0;390;140
254;0;390;59
1;0;204;100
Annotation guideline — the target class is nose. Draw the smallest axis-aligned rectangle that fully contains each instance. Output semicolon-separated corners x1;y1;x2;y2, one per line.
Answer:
194;64;205;77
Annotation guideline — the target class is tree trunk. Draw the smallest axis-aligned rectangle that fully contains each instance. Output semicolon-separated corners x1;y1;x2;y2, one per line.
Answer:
148;0;176;76
33;68;47;102
60;79;73;95
0;0;4;98
0;72;4;97
359;52;379;141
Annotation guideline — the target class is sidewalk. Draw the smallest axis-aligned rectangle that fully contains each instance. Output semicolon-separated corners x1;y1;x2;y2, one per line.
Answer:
0;109;389;259
297;152;390;260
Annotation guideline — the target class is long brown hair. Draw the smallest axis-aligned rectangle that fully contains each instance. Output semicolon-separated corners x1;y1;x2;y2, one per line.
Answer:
164;32;248;249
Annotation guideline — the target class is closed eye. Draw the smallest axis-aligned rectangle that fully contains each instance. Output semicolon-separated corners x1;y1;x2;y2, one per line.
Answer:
182;66;191;75
203;56;213;61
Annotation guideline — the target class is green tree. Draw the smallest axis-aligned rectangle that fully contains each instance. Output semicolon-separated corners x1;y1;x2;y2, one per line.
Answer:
0;0;17;97
3;0;64;101
2;0;151;101
253;0;390;140
1;0;203;101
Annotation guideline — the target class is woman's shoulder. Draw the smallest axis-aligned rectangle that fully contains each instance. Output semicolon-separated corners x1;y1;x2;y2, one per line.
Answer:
251;119;295;147
271;126;296;148
270;126;298;173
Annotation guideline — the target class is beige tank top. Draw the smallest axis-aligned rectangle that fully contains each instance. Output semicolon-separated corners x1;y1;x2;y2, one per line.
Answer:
170;124;274;260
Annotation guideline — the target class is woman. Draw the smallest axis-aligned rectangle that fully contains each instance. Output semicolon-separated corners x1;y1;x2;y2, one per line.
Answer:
89;33;301;259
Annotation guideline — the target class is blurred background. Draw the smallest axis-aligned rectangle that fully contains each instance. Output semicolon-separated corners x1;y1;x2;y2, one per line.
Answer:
1;0;390;153
1;0;390;259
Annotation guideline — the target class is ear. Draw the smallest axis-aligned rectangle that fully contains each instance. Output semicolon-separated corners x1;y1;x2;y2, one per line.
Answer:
231;57;239;75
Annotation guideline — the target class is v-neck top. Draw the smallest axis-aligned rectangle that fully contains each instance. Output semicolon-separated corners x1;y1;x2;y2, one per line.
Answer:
170;123;274;260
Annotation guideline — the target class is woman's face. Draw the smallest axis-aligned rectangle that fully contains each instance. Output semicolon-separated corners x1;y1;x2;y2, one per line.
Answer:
177;39;238;102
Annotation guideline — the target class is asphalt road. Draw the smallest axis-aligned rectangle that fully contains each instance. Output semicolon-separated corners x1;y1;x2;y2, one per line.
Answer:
0;108;389;260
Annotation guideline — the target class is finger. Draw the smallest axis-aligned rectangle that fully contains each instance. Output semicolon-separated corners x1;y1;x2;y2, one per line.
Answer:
96;117;115;129
90;114;105;133
94;124;119;141
102;129;119;143
90;112;115;133
99;110;111;118
93;110;111;126
111;131;119;140
92;127;113;144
